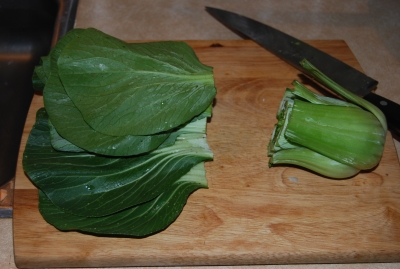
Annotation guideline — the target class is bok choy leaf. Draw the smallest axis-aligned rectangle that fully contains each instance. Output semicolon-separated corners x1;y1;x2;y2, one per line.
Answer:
36;28;216;156
39;162;208;237
24;109;212;217
57;28;215;136
39;29;173;156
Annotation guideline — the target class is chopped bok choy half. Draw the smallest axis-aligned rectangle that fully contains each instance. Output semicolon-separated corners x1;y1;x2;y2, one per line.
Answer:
268;59;387;179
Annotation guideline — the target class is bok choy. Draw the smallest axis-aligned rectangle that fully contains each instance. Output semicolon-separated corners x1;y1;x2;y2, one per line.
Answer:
268;59;387;179
24;28;216;236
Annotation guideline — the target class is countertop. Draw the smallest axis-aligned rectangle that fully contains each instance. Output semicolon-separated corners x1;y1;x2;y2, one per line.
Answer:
2;0;400;268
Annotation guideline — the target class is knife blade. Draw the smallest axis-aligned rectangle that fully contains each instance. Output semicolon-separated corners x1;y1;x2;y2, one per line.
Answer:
206;6;400;137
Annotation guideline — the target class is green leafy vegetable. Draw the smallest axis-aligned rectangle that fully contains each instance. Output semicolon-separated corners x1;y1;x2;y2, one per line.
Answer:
300;59;387;132
24;28;216;237
48;120;84;152
268;59;387;179
32;56;50;90
39;162;207;237
57;28;215;136
41;29;176;157
24;109;212;217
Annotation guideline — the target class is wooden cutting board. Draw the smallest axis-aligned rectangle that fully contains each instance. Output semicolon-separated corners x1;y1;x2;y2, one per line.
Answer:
13;40;400;268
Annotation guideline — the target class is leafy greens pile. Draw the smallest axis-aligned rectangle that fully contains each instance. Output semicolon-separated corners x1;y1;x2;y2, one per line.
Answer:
23;28;216;237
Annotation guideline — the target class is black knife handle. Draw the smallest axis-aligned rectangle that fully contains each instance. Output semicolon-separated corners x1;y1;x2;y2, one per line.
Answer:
363;92;400;138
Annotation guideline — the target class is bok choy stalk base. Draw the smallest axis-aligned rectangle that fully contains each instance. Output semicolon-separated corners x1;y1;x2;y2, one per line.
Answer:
268;60;387;179
23;28;216;237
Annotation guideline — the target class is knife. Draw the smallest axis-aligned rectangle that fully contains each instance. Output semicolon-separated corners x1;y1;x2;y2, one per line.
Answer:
206;6;400;137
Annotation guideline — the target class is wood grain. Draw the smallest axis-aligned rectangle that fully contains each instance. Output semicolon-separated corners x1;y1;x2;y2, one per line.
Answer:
13;40;400;268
